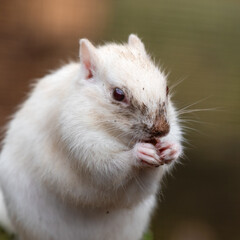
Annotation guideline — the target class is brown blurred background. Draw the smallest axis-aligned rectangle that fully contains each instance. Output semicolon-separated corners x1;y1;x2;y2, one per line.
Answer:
0;0;239;240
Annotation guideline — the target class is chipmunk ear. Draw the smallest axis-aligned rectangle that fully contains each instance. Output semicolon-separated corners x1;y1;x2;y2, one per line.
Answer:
128;34;146;53
79;39;98;79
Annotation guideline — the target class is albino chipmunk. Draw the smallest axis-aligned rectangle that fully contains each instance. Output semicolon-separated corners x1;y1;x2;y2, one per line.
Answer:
0;34;182;240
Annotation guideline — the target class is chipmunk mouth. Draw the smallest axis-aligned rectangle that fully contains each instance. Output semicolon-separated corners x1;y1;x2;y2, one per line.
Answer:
141;138;158;145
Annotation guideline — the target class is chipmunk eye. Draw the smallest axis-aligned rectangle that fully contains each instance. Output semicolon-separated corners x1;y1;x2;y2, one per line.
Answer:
166;86;169;96
113;88;125;101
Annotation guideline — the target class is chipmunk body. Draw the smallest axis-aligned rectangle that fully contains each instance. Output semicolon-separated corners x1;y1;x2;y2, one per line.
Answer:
0;34;182;240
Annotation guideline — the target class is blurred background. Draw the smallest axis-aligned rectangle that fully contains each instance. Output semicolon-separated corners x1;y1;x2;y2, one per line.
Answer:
0;0;239;239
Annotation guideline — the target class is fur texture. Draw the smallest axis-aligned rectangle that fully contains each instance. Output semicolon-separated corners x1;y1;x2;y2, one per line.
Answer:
0;189;14;233
0;34;182;240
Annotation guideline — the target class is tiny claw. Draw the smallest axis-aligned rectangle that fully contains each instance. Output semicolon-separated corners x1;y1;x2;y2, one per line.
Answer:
159;145;171;153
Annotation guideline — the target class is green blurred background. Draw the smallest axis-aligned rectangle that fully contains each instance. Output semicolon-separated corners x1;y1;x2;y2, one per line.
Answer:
0;0;239;239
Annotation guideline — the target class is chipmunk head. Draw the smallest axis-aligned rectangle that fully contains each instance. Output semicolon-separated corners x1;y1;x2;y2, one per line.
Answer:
78;34;170;144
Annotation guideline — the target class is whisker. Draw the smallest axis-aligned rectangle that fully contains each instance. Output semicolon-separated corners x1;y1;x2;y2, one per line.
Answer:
177;96;212;113
178;118;215;126
169;77;186;91
177;107;218;116
180;125;201;134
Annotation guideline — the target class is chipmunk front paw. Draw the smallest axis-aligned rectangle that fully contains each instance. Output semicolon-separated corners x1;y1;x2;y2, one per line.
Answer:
155;139;182;165
134;143;161;167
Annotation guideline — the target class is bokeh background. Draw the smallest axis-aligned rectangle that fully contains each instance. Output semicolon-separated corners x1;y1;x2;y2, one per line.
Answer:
0;0;239;239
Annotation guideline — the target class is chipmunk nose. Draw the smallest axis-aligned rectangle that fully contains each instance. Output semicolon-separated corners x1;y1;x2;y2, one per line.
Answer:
150;116;170;138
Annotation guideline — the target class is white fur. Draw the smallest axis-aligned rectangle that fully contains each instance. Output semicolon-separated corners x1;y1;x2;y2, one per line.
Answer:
0;189;14;233
0;34;182;240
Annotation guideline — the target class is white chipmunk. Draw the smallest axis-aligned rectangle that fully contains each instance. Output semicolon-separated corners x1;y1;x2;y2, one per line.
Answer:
0;34;182;240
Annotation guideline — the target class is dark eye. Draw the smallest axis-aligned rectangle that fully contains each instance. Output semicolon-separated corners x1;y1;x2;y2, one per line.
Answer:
166;86;169;96
113;88;125;101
